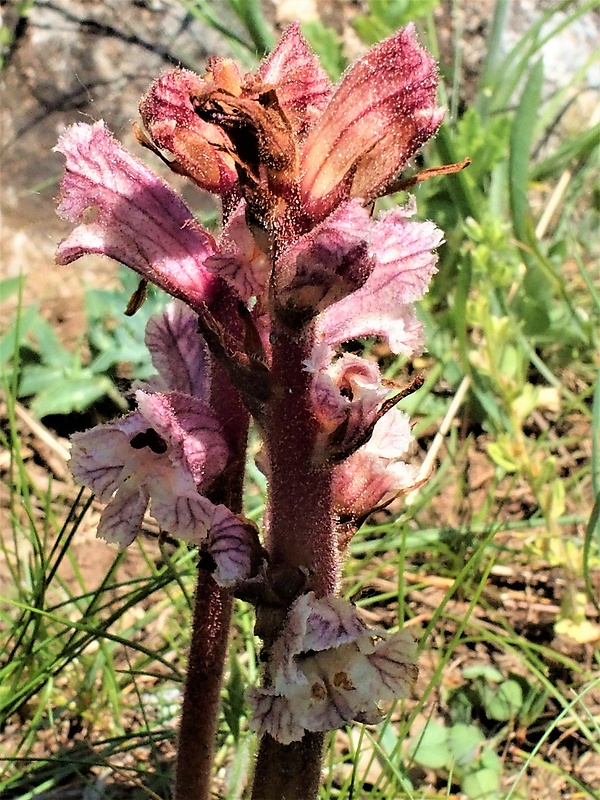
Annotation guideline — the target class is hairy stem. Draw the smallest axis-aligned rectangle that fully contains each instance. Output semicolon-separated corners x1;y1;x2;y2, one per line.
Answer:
265;318;338;596
251;318;338;800
251;732;325;800
174;574;233;800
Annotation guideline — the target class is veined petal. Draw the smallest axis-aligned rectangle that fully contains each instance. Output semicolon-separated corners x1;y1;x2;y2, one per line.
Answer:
71;384;230;548
70;414;148;502
317;212;442;354
55;121;218;310
150;490;215;540
306;349;388;456
135;390;228;488
333;406;417;519
300;24;443;215
204;201;271;302
247;689;307;746
248;593;417;744
144;302;211;398
97;482;149;548
208;505;261;587
255;22;333;139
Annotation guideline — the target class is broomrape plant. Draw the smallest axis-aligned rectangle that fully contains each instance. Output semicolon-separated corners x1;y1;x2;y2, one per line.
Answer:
55;23;458;800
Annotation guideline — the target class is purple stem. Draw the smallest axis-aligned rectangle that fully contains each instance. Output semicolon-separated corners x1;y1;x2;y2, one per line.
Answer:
264;317;338;595
174;574;232;800
252;317;339;799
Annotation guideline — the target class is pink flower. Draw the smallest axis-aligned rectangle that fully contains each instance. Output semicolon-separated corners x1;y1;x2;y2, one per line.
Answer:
247;592;417;744
56;24;442;351
138;65;239;197
300;24;443;219
333;407;418;521
304;343;388;457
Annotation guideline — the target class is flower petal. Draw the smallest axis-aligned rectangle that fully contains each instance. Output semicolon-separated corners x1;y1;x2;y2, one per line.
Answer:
247;688;307;746
97;482;149;548
204;201;271;302
208;505;261;587
275;200;374;318
70;414;148;502
55;121;218;310
144;302;211;398
150;490;215;540
301;24;443;214
317;211;442;354
359;629;418;699
306;349;389;457
333;408;417;518
255;22;333;139
135;390;228;488
248;593;417;743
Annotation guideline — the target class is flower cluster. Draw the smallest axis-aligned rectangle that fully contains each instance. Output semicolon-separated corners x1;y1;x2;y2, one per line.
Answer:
56;22;444;745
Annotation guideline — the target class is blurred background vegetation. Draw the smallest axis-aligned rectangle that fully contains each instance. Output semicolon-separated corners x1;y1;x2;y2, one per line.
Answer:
1;1;599;798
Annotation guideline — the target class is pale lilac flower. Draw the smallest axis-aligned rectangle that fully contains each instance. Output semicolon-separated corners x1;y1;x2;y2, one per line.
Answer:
316;202;444;355
69;302;259;586
248;592;418;744
304;343;389;457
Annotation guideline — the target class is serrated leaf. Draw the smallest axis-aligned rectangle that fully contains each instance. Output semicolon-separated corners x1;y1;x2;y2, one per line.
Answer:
29;316;75;369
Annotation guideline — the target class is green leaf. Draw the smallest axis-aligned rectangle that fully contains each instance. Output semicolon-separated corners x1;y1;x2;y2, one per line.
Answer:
0;304;39;367
531;123;600;182
352;0;440;45
462;767;501;799
447;722;484;767
29;315;75;369
483;679;523;721
462;664;503;683
29;375;113;417
0;275;25;303
410;721;451;769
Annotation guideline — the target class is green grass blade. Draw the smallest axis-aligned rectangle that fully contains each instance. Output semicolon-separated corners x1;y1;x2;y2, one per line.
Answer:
509;58;544;249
